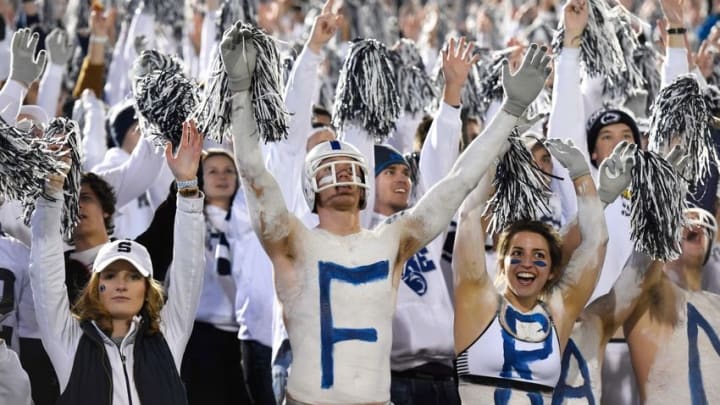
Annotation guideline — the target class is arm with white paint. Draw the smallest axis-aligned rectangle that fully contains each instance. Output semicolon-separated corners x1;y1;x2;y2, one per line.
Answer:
392;43;551;265
541;137;612;343
221;28;302;263
584;252;663;345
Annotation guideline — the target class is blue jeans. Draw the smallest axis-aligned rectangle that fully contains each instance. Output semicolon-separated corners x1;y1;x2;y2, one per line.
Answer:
391;374;460;405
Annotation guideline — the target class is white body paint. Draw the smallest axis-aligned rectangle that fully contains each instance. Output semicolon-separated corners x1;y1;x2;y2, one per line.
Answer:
644;290;720;404
282;225;402;404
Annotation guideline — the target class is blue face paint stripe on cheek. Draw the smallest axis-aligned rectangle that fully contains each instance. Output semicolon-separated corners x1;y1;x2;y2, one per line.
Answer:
533;260;547;267
510;258;521;265
99;284;106;293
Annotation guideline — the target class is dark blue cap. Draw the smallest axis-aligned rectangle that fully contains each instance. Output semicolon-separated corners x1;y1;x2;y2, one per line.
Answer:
374;144;408;177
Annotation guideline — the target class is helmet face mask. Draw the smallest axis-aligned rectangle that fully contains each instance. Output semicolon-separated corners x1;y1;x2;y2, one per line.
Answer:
303;141;370;213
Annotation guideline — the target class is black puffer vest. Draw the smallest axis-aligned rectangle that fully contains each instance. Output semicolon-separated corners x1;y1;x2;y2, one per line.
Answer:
56;313;187;405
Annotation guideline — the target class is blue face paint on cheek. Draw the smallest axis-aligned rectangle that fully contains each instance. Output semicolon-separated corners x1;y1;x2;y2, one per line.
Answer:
533;260;547;267
510;258;521;265
99;284;106;293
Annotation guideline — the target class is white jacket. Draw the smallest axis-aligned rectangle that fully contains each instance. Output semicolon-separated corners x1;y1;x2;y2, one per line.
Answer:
29;190;205;405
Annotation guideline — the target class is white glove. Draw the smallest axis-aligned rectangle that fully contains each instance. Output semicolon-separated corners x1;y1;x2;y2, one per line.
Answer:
45;28;73;67
9;28;47;87
544;138;589;180
220;23;257;93
597;141;637;205
501;44;552;117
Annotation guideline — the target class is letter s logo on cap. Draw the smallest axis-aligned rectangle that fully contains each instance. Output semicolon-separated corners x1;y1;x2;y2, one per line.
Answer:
117;241;132;253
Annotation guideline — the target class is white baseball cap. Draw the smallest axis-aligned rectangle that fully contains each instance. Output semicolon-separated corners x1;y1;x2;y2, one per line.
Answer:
93;240;153;278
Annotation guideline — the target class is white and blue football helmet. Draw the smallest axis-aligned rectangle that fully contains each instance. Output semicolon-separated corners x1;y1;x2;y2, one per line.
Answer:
302;140;370;213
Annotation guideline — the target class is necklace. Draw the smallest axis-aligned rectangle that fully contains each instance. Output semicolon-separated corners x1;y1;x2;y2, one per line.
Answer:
497;300;554;343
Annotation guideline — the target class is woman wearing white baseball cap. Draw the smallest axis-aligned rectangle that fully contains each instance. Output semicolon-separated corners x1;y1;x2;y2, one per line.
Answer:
29;121;206;405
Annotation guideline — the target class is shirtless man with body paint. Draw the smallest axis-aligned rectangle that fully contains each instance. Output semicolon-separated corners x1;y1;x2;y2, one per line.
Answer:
219;13;552;405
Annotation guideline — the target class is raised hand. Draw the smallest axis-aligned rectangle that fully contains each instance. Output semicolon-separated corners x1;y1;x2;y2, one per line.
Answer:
442;36;481;106
9;28;47;88
166;120;203;182
46;28;73;67
562;0;589;48
308;0;343;53
597;140;637;205
544;138;590;179
500;44;552;117
220;23;257;93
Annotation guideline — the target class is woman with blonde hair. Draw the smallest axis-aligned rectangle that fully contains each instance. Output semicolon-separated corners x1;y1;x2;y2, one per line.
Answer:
29;122;205;405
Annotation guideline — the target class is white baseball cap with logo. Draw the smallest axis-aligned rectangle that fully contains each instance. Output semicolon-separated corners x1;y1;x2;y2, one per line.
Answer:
93;240;153;278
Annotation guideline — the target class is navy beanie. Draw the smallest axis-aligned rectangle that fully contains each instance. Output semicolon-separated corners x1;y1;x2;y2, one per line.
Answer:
107;101;138;148
374;144;408;177
586;107;641;167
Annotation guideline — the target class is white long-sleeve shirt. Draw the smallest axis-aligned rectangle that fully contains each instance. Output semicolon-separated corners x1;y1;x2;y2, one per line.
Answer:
92;147;155;239
30;190;205;405
38;63;64;119
0;339;32;405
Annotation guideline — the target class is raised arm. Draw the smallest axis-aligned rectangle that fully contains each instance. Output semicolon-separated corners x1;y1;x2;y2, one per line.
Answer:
222;24;299;259
0;29;46;124
659;0;689;85
545;140;640;340
28;164;83;389
548;0;589;162
158;121;206;367
452;173;498;347
418;37;470;191
395;44;551;263
38;29;73;119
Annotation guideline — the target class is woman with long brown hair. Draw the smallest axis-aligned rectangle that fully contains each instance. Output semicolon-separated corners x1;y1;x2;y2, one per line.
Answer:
29;122;205;405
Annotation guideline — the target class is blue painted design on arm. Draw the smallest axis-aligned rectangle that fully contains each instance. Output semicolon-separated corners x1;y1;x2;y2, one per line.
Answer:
318;260;390;389
552;338;595;405
687;302;720;404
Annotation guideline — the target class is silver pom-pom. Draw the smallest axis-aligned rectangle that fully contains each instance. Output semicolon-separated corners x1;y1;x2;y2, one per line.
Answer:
195;22;289;143
633;35;662;117
21;118;83;239
133;50;199;149
332;38;401;140
648;75;719;184
216;0;258;41
630;150;687;261
484;134;552;235
390;39;437;114
552;0;626;82
603;9;645;103
0;117;63;204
